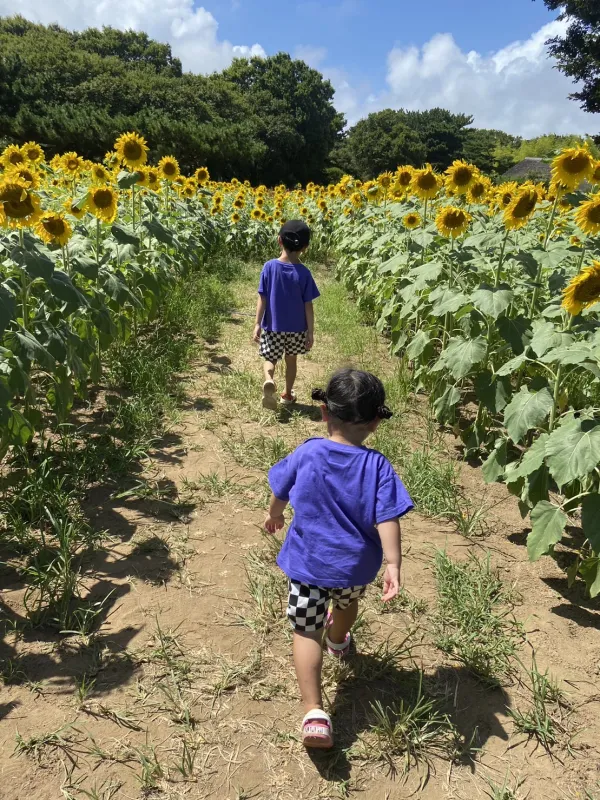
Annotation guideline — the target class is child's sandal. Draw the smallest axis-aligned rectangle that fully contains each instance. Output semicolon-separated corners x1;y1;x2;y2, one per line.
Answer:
302;709;333;749
262;380;277;410
280;390;297;407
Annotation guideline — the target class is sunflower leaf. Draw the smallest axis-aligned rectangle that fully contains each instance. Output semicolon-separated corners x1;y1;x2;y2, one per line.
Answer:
482;439;507;483
503;385;553;442
496;315;532;355
530;320;570;358
540;343;598;365
528;501;567;561
581;494;600;554
406;329;430;360
431;288;469;316
474;369;511;413
496;353;528;377
111;223;140;247
117;170;141;190
0;285;16;335
545;417;600;487
509;433;549;481
471;283;513;320
440;336;487;380
432;384;461;423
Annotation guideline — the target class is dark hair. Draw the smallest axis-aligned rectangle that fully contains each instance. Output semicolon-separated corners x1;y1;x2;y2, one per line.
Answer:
279;219;311;252
312;369;393;424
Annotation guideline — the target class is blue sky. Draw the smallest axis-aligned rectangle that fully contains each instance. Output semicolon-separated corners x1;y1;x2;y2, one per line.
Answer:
4;0;598;136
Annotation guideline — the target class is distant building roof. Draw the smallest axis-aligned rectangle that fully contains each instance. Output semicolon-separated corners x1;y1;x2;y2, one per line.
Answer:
502;158;551;181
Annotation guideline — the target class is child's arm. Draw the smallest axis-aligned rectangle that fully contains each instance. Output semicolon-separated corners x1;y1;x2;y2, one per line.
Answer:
254;294;267;343
377;518;402;602
265;493;288;533
305;301;314;349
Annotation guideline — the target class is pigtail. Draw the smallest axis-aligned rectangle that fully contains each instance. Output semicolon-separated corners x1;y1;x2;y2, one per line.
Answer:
377;405;393;420
312;388;327;403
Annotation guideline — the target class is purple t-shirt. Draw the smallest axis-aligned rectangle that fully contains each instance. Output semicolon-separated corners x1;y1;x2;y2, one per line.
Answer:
269;438;413;588
258;259;320;333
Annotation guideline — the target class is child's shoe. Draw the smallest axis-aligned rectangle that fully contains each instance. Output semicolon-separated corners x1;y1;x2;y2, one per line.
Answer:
302;709;333;749
280;391;297;407
262;380;277;410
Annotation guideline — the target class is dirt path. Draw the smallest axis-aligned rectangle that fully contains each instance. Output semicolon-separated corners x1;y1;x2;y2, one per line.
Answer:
1;265;599;800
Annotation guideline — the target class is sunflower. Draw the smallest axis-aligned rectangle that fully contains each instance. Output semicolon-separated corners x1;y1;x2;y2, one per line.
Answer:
300;206;309;217
0;179;42;228
146;168;160;191
318;199;328;212
562;260;600;315
231;211;241;224
435;205;472;238
411;164;442;200
6;166;40;189
213;193;224;207
503;186;540;230
135;167;149;187
35;212;72;246
158;156;180;182
396;166;413;189
466;177;490;204
114;132;148;169
210;206;221;216
403;212;422;230
570;235;583;247
255;196;265;209
64;197;87;220
365;182;382;202
88;185;119;224
181;180;196;199
62;152;83;175
91;163;111;184
22;142;44;165
195;167;210;185
552;145;595;190
350;191;363;208
590;162;600;186
251;207;262;220
267;215;274;222
445;160;478;194
495;182;518;210
1;145;25;169
575;196;600;236
233;196;244;210
378;172;394;189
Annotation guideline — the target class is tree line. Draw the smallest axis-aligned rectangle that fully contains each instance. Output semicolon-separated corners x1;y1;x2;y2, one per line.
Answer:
0;12;598;185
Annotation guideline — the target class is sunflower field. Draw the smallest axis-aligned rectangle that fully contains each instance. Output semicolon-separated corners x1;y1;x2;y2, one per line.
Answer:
2;133;600;596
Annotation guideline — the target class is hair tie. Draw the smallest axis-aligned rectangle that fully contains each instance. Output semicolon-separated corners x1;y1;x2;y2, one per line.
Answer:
377;405;393;420
312;388;327;403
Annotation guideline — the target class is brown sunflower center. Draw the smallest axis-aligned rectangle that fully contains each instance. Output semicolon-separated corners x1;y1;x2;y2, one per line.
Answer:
417;172;437;190
163;162;177;176
512;191;538;218
9;151;24;166
43;217;66;236
66;159;79;171
2;189;35;219
380;175;392;188
501;193;512;206
407;215;417;224
443;210;466;228
585;204;600;224
563;154;591;175
93;189;114;209
574;275;600;303
27;148;40;161
123;141;143;161
453;167;473;186
398;171;412;186
471;182;485;198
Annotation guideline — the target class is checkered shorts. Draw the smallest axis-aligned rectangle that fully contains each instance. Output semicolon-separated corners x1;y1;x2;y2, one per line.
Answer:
259;330;308;362
287;580;368;632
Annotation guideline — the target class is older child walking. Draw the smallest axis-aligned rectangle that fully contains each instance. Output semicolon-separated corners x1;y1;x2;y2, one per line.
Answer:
253;220;320;410
264;368;414;748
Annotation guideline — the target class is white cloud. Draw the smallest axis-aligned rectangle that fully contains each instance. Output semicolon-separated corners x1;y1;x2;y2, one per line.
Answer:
382;20;598;137
2;0;265;74
293;45;328;69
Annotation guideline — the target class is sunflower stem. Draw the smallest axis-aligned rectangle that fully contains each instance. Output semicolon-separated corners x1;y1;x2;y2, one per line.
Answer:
494;229;510;288
548;314;575;433
132;184;136;230
528;196;559;318
19;228;29;332
95;218;101;265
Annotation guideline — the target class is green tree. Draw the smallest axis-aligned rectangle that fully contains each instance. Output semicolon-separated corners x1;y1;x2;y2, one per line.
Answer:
538;0;600;115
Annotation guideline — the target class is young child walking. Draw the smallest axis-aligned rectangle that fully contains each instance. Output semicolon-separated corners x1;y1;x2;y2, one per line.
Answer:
253;220;320;410
264;368;414;748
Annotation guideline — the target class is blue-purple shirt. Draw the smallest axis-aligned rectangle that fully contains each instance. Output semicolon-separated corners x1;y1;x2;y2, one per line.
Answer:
269;438;413;587
258;259;320;333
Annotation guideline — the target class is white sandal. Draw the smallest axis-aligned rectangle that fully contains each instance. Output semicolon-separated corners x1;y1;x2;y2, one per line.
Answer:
262;379;277;410
302;709;333;749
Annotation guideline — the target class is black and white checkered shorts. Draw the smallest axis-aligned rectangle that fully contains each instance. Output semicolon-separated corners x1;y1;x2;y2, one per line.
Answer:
259;330;308;362
287;580;368;632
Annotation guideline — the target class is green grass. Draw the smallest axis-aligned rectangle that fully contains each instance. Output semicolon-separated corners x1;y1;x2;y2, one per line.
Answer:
507;655;568;750
433;551;522;685
220;431;290;470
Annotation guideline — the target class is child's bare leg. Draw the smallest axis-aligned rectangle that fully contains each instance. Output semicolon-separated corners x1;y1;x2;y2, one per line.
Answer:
284;354;297;396
293;630;324;714
263;360;276;384
328;600;359;645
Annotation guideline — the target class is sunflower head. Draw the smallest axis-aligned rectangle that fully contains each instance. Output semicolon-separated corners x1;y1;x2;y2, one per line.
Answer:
6;166;39;189
396;166;414;188
403;212;422;230
22;142;45;165
318;199;328;211
503;185;540;230
590;161;600;186
195;167;210;185
61;152;83;175
467;177;490;204
495;182;518;209
88;185;118;224
435;205;472;238
411;164;442;200
563;260;600;315
64;197;87;220
146;168;160;190
445;160;478;194
231;212;241;224
350;191;363;208
378;172;394;189
552;145;595;190
1;145;25;169
575;196;600;236
114;131;149;169
0;179;42;228
570;235;583;247
35;212;72;246
251;207;262;220
158;156;180;181
91;163;111;184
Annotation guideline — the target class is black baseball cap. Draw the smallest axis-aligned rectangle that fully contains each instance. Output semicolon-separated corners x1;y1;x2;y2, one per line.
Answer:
279;219;311;251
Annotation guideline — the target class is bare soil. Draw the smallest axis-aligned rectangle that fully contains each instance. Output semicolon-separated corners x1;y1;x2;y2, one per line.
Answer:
1;268;599;800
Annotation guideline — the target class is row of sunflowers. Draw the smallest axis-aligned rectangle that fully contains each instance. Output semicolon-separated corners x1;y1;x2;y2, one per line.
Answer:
1;132;600;594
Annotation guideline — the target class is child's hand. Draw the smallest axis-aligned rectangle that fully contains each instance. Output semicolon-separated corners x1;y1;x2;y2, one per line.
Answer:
253;324;262;344
265;514;285;533
382;564;400;602
306;331;314;350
